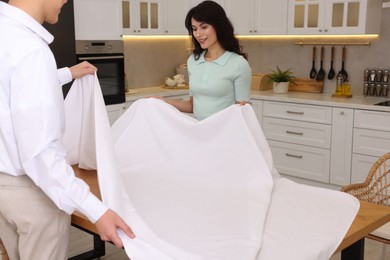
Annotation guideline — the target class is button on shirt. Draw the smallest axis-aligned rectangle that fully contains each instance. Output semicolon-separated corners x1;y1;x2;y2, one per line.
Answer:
188;51;252;120
0;3;107;223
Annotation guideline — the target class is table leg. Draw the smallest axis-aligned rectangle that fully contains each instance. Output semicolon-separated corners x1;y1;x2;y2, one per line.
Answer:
69;225;105;260
341;238;365;260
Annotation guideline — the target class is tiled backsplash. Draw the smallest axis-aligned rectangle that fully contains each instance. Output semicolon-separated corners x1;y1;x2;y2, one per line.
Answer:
124;8;390;96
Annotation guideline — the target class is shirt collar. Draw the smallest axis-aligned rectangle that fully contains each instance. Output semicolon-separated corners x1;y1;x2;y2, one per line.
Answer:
0;2;54;44
195;50;233;65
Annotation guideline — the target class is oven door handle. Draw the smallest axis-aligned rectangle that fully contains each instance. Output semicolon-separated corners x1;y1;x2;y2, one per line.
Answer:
78;55;124;61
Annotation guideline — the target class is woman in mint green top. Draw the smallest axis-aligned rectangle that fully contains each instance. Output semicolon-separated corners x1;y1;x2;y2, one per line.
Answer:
160;1;252;120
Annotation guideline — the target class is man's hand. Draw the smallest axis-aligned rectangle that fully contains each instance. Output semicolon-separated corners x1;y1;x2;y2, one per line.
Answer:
69;61;97;79
95;209;135;248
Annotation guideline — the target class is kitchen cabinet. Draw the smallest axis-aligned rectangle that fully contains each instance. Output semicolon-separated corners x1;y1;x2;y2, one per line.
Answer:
352;109;390;183
287;0;382;35
163;0;224;35
224;0;287;35
162;0;188;35
262;101;333;183
74;0;123;40
261;101;354;186
122;0;163;35
187;0;225;9
257;0;287;34
224;0;257;35
329;108;353;186
250;99;263;126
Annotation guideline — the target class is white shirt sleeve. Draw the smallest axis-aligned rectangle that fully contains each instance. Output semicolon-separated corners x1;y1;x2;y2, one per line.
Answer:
57;67;72;86
10;47;107;223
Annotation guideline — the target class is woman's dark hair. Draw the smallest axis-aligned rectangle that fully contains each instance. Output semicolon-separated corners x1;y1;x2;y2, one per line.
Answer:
185;1;247;60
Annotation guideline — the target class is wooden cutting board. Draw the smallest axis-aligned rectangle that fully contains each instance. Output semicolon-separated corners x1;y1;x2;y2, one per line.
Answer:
289;78;324;93
161;84;189;89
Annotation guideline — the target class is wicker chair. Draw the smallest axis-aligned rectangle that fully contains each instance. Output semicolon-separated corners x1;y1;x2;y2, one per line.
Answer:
0;238;9;260
341;152;390;260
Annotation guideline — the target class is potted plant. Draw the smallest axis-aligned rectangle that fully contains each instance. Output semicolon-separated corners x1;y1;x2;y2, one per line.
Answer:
266;66;295;93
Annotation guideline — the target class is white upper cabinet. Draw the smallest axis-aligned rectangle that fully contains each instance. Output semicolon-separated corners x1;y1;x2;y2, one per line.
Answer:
225;0;287;35
162;0;224;35
74;0;122;40
224;0;258;34
122;0;163;34
287;0;382;35
162;0;188;35
257;0;288;34
187;0;225;9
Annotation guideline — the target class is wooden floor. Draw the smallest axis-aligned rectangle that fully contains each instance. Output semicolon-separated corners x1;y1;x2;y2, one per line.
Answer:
68;226;390;260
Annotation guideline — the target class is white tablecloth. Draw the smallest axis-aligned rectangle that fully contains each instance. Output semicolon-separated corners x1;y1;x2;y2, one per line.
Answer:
63;74;359;260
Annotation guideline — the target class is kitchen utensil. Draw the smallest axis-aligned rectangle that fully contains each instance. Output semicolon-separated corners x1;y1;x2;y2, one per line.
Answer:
328;46;335;80
309;46;317;79
337;46;348;81
316;46;325;81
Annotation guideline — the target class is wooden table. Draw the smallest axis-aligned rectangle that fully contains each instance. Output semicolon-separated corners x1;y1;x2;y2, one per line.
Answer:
70;166;103;260
71;166;390;260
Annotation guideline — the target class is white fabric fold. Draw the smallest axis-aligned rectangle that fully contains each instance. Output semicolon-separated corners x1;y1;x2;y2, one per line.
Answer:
63;74;360;260
62;74;97;170
112;98;274;259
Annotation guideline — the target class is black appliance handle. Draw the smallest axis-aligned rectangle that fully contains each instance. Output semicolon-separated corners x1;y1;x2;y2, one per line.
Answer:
78;55;124;61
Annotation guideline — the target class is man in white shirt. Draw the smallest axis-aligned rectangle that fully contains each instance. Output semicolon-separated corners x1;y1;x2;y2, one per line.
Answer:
0;0;135;259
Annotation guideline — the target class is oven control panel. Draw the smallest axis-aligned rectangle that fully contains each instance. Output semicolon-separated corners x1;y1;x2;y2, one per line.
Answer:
76;40;123;54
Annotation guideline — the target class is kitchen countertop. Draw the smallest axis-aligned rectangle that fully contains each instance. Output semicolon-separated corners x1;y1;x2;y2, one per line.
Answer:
126;86;189;102
251;90;390;112
126;87;390;112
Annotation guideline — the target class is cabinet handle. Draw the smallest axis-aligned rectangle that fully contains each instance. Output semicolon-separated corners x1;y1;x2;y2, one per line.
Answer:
286;130;304;135
285;153;303;159
286;110;304;115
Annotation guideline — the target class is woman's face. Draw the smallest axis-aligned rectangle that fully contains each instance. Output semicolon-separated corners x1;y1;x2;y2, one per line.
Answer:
191;18;218;50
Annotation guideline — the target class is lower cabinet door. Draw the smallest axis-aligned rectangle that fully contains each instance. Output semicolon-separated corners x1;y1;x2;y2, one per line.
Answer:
268;140;330;183
353;128;390;157
351;154;379;184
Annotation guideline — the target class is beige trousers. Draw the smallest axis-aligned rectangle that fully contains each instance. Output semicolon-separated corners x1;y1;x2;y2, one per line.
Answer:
0;172;70;260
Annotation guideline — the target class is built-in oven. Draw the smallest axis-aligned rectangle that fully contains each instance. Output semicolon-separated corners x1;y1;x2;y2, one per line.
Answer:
76;40;125;105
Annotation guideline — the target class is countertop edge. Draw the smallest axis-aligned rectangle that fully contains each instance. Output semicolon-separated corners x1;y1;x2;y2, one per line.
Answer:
125;87;390;112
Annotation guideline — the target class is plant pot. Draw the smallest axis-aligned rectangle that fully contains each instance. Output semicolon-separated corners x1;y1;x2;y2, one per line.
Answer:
273;82;289;93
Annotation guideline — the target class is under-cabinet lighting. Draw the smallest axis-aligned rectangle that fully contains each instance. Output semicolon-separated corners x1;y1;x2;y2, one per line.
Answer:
122;34;379;43
122;35;190;40
237;34;378;39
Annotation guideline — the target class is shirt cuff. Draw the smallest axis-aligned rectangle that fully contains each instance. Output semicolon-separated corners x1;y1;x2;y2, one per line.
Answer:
57;67;72;86
77;193;108;223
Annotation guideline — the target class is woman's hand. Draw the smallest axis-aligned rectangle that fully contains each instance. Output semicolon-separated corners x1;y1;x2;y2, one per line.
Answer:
237;101;251;106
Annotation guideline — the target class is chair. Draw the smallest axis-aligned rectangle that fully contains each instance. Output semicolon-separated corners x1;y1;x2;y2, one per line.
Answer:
341;152;390;260
0;238;9;260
